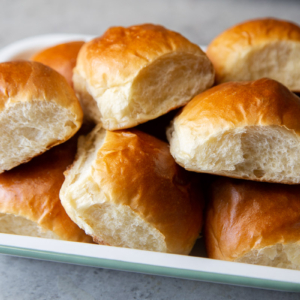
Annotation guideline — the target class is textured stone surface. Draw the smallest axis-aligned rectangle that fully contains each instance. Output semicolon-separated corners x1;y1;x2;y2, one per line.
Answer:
0;0;300;299
0;255;300;300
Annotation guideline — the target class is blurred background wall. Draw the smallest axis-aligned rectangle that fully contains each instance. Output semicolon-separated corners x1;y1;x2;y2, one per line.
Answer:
1;0;299;47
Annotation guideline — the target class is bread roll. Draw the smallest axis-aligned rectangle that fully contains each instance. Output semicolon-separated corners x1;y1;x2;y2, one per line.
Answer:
31;41;85;88
60;125;204;254
0;61;83;173
167;78;300;184
0;137;93;243
205;178;300;270
206;18;300;91
73;24;214;129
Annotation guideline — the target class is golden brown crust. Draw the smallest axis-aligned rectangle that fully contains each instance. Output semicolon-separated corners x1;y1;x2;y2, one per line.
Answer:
64;128;204;254
74;24;213;129
0;137;93;243
206;18;300;87
77;24;203;87
168;78;300;184
93;129;204;254
31;41;85;88
205;178;300;261
177;78;300;136
0;61;83;121
208;18;300;52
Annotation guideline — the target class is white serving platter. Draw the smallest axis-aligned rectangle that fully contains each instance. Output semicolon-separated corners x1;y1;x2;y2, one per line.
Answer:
0;34;299;293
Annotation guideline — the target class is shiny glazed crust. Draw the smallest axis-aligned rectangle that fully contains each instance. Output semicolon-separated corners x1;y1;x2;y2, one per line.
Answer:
205;178;300;262
0;61;83;173
173;78;300;136
31;41;85;88
74;24;214;129
0;137;93;242
168;78;300;184
206;18;300;91
60;126;204;254
0;61;83;117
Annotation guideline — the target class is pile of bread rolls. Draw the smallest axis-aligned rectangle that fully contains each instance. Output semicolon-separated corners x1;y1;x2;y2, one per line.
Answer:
0;24;212;255
1;18;300;269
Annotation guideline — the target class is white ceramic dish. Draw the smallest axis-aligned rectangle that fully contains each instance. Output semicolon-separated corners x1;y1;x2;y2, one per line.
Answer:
0;34;94;62
0;34;299;292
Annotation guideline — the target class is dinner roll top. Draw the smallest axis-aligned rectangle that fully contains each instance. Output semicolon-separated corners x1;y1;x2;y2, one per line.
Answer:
31;41;85;87
60;125;204;254
168;78;300;184
0;137;93;243
206;18;300;91
205;178;300;270
0;61;83;173
74;23;214;129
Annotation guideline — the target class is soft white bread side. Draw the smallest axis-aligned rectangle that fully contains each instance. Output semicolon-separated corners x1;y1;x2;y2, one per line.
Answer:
0;61;83;173
205;178;300;270
31;41;85;88
0;213;59;239
73;24;214;129
206;18;300;91
0;137;93;243
168;78;300;184
60;126;204;254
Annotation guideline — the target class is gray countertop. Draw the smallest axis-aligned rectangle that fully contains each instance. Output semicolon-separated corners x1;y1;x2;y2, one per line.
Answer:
1;0;300;299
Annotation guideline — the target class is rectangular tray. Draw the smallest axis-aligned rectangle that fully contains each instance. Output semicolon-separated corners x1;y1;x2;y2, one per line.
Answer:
1;233;300;292
0;34;299;293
